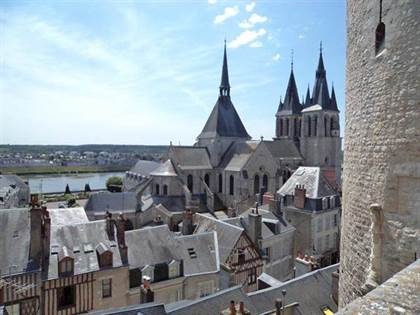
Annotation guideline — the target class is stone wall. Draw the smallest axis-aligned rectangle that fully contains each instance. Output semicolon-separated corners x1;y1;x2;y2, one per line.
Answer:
340;0;420;308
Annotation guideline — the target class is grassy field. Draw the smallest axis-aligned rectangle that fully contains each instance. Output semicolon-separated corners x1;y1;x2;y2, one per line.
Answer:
0;164;131;175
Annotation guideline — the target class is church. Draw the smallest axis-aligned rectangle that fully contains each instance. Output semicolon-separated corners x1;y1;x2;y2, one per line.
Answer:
124;42;341;214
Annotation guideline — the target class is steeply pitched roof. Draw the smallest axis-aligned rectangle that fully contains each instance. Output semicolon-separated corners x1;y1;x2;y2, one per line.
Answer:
150;159;178;177
0;208;35;276
197;96;250;140
126;225;219;276
88;302;167;315
48;218;124;279
277;69;302;115
278;167;336;198
194;213;243;263
248;264;338;314
219;141;259;171
219;41;230;93
169;146;212;170
129;160;161;176
85;192;139;214
262;140;303;160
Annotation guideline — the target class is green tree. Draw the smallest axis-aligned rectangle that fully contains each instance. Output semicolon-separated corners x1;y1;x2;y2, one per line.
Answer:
106;176;123;192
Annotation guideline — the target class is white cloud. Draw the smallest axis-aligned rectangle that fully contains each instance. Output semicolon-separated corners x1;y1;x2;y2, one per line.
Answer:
298;33;305;39
214;6;239;24
249;41;263;48
208;0;217;4
238;13;268;29
245;2;256;12
272;53;281;61
228;28;267;49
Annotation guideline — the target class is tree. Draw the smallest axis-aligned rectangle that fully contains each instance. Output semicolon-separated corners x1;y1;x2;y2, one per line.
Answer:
84;183;91;192
106;176;123;192
65;184;71;194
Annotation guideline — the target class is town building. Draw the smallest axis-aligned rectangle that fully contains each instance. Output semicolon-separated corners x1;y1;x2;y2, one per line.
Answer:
339;0;419;308
278;167;340;269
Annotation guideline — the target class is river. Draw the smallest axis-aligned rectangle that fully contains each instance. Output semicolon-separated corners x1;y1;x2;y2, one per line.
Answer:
22;172;126;194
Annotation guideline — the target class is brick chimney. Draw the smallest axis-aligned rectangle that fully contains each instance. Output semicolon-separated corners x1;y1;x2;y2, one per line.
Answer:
294;184;306;209
182;208;194;235
229;300;236;315
116;213;128;264
105;211;115;241
248;205;262;248
41;206;51;263
29;194;43;269
262;192;276;212
275;299;282;315
140;276;154;303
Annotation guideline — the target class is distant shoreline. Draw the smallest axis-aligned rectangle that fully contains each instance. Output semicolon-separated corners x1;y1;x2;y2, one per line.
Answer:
0;165;131;176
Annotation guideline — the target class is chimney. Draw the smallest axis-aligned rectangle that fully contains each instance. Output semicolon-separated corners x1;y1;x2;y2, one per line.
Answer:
227;207;237;218
294;184;306;209
141;276;154;303
29;194;43;268
41;206;51;263
116;213;128;264
105;211;115;241
262;192;276;212
275;299;282;315
154;215;163;225
229;301;237;315
239;301;245;314
248;207;262;248
182;209;194;235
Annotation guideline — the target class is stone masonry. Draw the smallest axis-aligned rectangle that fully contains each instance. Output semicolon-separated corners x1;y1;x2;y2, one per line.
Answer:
339;0;420;308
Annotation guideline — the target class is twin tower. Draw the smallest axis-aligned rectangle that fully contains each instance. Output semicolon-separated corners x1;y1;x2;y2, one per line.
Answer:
274;45;341;177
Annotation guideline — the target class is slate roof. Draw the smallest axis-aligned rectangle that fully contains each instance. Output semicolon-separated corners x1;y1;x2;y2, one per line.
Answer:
166;285;256;315
278;167;337;198
141;195;185;213
194;213;243;263
49;207;89;226
125;225;219;276
197;96;251;140
169;146;212;170
85;192;139;214
48;212;123;279
219;141;259;171
128;160;161;176
0;174;28;191
277;69;302;115
263;140;303;160
0;208;36;276
248;264;338;314
88;303;167;315
150;159;178;177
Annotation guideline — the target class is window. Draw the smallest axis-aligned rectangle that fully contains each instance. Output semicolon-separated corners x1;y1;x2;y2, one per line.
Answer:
330;196;336;208
279;119;283;136
188;248;197;259
218;174;223;193
59;258;74;276
308;117;312;137
285;119;289;136
262;174;268;191
314;116;318;136
261;247;271;262
198;281;214;298
142;265;154;282
163;185;168;196
237;249;245;264
98;251;113;268
324;117;328;136
204;174;210;187
254;174;260;194
168;260;179;278
229;175;234;195
155;184;160;195
102;279;112;298
57;286;75;310
187;175;193;193
154;263;169;282
129;269;142;288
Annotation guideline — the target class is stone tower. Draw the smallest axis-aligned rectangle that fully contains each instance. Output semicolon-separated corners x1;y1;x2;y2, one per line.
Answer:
339;0;420;308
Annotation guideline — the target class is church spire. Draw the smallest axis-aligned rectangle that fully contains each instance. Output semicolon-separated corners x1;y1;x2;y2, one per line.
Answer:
219;40;230;96
330;82;339;111
305;84;311;107
317;41;325;75
278;59;301;114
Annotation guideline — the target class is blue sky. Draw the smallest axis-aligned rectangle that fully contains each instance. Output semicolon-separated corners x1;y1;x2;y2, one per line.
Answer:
0;0;346;145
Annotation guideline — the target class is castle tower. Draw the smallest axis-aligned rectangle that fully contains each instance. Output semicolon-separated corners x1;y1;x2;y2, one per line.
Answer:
197;41;251;166
299;44;341;180
339;0;419;308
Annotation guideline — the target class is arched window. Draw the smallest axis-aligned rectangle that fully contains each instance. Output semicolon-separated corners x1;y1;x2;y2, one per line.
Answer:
294;118;298;137
187;175;193;193
375;22;385;55
262;174;268;191
254;174;260;194
279;119;283;136
204;174;210;187
308;117;312;137
229;175;234;195
314;116;318;136
155;184;160;195
163;185;168;196
324;117;328;136
330;117;334;136
218;174;223;193
286;119;289;136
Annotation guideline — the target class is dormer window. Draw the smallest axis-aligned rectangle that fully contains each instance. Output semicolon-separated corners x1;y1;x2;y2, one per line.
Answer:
58;257;74;277
96;242;113;268
141;265;154;283
168;260;180;279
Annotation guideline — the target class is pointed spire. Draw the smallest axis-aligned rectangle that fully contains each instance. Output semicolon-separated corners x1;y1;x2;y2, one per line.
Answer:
278;62;301;114
291;49;294;70
330;82;339;111
219;40;230;96
305;84;311;107
317;41;325;75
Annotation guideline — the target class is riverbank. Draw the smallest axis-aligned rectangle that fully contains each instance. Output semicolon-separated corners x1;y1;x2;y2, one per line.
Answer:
0;164;131;175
